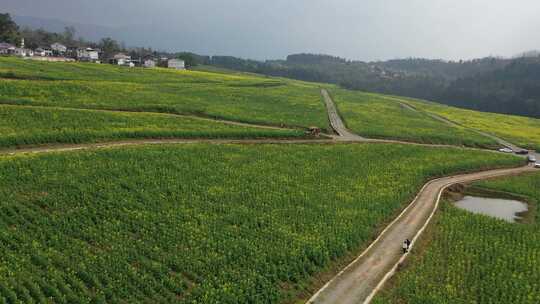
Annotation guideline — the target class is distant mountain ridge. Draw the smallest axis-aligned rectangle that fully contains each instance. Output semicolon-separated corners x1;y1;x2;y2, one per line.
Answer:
207;53;540;119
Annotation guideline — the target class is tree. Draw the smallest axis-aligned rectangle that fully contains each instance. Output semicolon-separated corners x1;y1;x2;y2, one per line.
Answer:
99;37;121;59
62;26;76;45
0;13;20;44
177;52;197;67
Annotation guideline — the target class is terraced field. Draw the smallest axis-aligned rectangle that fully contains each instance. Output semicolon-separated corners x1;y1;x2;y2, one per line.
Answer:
328;89;498;148
0;144;520;303
374;172;540;304
0;57;328;130
398;96;540;151
0;104;303;148
1;56;538;304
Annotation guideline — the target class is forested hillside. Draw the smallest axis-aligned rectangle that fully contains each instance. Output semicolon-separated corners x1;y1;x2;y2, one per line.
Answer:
205;54;540;119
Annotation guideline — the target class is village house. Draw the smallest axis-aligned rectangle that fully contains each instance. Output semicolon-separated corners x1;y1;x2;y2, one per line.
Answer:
110;53;132;66
143;58;156;68
18;39;33;57
13;47;33;57
35;47;53;57
77;48;100;62
0;42;15;55
167;59;186;70
51;43;67;56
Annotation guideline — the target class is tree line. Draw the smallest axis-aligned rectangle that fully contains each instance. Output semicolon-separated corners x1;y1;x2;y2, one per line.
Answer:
207;53;540;119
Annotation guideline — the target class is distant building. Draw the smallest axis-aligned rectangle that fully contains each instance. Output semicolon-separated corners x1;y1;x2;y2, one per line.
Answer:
13;48;33;57
0;42;15;55
110;53;131;65
35;47;53;57
51;43;67;56
77;48;100;62
143;59;156;68
167;59;185;70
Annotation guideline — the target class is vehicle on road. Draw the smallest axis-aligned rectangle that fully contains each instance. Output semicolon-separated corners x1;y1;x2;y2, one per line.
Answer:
535;163;540;168
498;148;513;153
528;155;537;163
515;149;529;155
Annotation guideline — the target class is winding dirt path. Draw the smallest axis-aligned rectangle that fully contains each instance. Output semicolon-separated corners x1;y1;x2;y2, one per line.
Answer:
0;138;336;156
307;164;535;304
307;90;536;303
381;96;525;152
0;103;298;131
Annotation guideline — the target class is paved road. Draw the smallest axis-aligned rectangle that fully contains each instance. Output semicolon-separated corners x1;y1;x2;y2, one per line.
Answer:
308;164;536;304
321;89;366;141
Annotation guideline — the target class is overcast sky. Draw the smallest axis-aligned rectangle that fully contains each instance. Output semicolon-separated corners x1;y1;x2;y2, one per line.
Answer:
3;0;540;61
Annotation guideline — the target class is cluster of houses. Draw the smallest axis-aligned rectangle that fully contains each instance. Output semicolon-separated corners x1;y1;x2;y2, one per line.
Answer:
0;39;185;70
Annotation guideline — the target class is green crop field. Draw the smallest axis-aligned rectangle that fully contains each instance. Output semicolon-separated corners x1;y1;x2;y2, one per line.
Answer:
374;172;540;304
0;104;303;148
398;96;540;151
328;89;498;148
0;143;520;303
0;57;328;130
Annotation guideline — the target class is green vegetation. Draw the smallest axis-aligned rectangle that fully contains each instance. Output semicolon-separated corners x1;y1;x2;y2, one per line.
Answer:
209;53;540;120
0;144;520;303
402;97;540;151
0;57;328;129
0;105;303;148
329;89;498;147
374;172;540;304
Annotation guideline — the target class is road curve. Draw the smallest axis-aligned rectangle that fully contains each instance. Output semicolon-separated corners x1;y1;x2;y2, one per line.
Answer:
308;164;536;304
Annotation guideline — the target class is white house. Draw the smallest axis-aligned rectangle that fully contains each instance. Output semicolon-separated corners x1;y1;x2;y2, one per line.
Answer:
13;48;33;57
35;47;53;57
144;59;156;68
51;43;67;55
167;59;185;70
111;53;131;66
77;48;100;62
0;42;15;55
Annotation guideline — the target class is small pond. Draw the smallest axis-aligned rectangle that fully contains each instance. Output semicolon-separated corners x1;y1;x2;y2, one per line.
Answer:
454;196;528;223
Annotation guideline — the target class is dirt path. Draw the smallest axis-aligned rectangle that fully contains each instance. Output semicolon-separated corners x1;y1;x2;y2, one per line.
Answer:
0;138;337;156
2;90;525;158
382;97;525;152
308;164;536;304
0;103;297;131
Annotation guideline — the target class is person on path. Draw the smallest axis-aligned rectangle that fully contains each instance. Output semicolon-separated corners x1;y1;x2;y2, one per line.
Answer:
402;240;408;254
406;239;411;250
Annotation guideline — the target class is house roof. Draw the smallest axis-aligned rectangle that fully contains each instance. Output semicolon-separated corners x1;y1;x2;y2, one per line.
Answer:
114;53;131;59
0;42;15;49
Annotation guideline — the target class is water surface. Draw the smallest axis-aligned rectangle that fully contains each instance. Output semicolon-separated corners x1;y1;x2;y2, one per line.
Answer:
454;196;528;223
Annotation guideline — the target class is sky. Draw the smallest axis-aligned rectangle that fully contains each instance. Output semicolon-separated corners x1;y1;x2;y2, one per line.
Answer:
3;0;540;61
